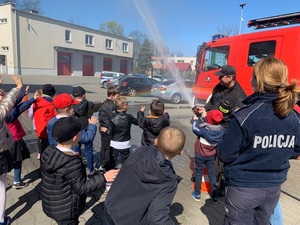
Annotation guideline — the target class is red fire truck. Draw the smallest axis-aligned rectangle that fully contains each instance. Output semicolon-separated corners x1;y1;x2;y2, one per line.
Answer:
193;12;300;103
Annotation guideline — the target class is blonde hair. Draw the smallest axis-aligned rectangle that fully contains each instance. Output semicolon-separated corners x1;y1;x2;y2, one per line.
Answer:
156;126;185;159
114;97;128;111
253;55;300;117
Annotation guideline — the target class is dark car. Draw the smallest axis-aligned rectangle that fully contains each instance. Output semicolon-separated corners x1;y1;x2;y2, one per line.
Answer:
118;76;160;96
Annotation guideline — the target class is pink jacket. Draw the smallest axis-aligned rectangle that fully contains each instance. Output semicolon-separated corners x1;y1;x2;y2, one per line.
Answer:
7;119;25;141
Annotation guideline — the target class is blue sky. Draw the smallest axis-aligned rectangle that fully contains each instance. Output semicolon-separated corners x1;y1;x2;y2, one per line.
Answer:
40;0;300;56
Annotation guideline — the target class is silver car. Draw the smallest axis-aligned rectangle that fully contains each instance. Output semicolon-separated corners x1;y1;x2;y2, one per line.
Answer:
151;79;194;104
99;71;126;88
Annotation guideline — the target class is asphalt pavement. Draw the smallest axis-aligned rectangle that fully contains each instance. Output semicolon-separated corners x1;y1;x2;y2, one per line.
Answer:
3;75;300;225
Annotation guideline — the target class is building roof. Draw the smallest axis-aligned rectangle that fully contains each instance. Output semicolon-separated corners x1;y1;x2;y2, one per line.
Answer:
167;62;191;71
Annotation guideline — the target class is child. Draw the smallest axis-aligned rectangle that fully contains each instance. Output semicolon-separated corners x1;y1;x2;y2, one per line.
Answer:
72;86;99;176
98;86;119;171
191;109;224;204
107;97;138;168
47;93;98;177
137;100;170;146
40;117;118;225
0;75;23;225
28;89;42;159
72;86;99;118
105;126;186;225
32;84;56;157
5;88;40;189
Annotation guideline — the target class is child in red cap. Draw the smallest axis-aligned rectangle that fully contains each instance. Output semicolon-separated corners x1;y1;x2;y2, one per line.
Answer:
191;109;224;204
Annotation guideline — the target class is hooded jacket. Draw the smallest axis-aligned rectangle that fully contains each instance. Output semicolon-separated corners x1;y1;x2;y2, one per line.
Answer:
192;119;224;157
41;145;106;221
33;96;56;138
137;111;170;146
105;146;181;225
217;93;300;188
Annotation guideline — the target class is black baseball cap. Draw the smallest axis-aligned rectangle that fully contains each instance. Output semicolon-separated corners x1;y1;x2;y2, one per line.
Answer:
52;117;88;143
72;86;86;97
214;65;236;76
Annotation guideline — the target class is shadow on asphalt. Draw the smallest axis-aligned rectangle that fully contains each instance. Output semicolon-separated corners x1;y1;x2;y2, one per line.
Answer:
6;172;41;224
201;198;225;224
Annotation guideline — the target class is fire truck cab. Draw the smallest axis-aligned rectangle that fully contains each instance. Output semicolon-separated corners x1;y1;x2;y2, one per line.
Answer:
193;12;300;103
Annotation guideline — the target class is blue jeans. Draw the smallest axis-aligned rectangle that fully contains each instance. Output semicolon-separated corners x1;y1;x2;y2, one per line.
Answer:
224;186;281;225
14;161;22;183
75;142;94;172
194;152;217;195
270;201;283;225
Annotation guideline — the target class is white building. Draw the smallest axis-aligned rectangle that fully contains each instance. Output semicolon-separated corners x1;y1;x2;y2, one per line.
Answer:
0;3;133;76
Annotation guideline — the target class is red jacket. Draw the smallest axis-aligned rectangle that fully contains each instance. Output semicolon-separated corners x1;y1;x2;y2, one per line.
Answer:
33;97;56;138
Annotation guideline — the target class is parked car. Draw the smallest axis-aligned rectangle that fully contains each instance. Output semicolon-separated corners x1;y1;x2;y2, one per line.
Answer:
151;75;172;83
151;79;194;104
118;76;160;97
99;71;126;88
107;76;127;89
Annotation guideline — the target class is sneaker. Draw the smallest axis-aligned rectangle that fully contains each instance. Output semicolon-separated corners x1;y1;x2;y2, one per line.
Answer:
191;191;201;201
87;169;97;177
12;181;28;189
211;189;218;204
0;216;10;225
212;197;218;204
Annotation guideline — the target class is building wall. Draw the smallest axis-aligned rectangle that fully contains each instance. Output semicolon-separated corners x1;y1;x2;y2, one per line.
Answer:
151;56;196;71
168;56;196;71
0;4;17;74
0;3;133;76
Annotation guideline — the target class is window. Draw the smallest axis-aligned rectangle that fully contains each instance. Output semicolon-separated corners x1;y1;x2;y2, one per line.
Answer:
106;39;113;49
65;30;71;42
1;46;9;52
202;46;229;71
122;43;128;52
0;18;7;24
247;41;276;66
85;35;94;46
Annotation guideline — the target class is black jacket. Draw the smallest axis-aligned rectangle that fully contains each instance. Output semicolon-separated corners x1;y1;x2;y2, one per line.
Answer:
205;81;246;129
98;99;116;129
74;99;99;118
41;145;106;221
137;111;170;146
108;111;138;142
106;146;181;225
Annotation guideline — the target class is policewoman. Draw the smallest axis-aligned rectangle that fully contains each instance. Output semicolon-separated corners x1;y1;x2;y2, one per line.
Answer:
217;55;300;225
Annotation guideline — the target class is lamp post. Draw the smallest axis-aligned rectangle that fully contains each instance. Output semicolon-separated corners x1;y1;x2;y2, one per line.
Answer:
239;3;246;35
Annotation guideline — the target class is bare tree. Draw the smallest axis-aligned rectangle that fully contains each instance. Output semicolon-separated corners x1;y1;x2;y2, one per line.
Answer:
1;0;42;13
216;24;239;36
128;30;147;73
99;21;124;36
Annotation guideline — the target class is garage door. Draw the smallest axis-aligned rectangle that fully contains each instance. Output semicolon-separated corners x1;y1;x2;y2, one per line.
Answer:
57;52;71;76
